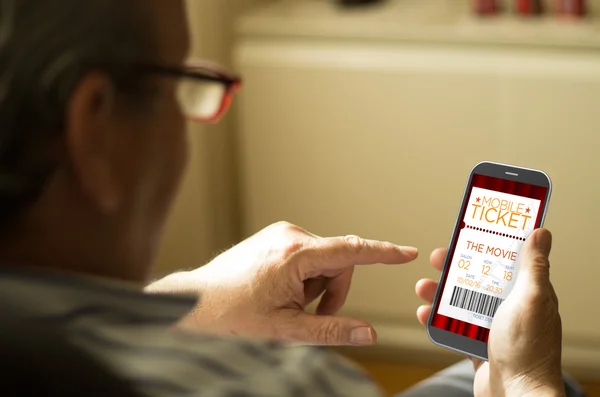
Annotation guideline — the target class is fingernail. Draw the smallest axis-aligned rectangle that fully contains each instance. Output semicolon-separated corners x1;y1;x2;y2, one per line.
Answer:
399;246;419;256
350;327;374;345
534;229;552;254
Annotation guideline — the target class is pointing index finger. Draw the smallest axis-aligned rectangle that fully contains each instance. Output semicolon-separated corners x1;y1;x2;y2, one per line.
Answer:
296;235;418;278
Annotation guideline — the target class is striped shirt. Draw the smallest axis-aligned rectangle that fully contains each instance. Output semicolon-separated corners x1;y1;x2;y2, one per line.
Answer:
0;267;383;397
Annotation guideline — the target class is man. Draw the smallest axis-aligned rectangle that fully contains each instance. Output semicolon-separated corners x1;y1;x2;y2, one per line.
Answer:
0;0;582;396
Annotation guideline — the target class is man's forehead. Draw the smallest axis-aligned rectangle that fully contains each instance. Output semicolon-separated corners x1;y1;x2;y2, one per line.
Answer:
145;0;190;62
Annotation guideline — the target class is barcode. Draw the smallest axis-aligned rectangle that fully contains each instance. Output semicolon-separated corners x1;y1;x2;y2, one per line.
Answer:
449;286;504;318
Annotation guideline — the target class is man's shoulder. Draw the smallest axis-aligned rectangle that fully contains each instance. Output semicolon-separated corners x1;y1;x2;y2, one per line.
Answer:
78;323;383;397
0;268;382;397
0;266;197;322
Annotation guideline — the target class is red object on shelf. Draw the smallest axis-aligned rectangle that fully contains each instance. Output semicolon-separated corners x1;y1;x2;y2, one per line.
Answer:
555;0;586;17
473;0;500;15
515;0;543;15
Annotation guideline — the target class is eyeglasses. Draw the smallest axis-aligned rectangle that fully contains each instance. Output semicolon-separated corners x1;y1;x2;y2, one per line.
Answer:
139;61;242;123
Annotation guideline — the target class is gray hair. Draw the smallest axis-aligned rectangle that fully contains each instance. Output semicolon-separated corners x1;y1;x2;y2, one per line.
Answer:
0;0;155;225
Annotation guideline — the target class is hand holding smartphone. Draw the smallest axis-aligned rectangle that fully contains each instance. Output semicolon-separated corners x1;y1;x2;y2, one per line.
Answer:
427;161;552;361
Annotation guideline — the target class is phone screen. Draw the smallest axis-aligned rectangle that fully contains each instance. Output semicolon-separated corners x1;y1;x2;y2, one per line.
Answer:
431;173;549;343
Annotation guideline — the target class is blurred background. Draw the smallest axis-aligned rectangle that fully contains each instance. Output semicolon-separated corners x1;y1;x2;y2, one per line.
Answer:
154;0;600;395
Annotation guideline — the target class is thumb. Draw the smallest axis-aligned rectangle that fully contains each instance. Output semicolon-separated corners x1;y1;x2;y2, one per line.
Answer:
291;313;377;346
514;228;553;291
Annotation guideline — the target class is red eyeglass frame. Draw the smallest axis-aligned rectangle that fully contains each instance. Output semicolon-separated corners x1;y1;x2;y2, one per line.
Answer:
137;60;243;123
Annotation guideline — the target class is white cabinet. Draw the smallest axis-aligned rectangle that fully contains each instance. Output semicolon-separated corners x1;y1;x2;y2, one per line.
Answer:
234;0;600;378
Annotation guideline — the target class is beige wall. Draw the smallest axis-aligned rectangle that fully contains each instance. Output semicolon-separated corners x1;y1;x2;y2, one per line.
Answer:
152;0;600;379
153;0;271;277
232;0;600;379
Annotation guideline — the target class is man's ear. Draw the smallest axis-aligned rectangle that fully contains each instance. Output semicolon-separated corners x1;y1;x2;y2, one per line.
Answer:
64;72;122;214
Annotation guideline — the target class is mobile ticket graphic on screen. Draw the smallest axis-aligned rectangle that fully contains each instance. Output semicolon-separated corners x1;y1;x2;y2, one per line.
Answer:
431;174;548;342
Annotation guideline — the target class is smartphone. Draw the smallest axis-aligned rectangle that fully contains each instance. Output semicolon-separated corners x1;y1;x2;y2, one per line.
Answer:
426;161;552;361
